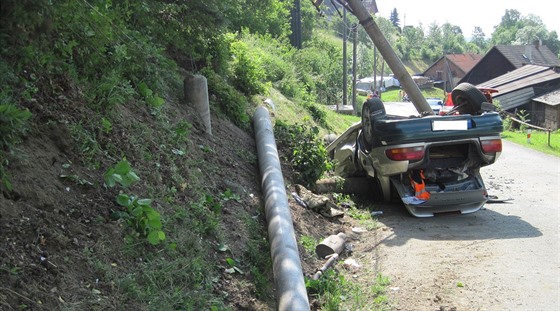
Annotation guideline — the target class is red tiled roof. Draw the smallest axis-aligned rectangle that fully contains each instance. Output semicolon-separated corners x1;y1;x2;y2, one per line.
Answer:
446;54;483;74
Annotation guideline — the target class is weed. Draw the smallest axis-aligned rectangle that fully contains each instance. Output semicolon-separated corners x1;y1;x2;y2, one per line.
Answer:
138;81;165;111
306;269;354;311
346;206;371;220
369;273;391;308
69;123;103;169
220;188;241;203
104;158;166;245
187;194;222;236
274;120;330;187
516;109;530;131
242;215;273;300
0;103;32;151
100;117;113;134
225;257;244;274
0;102;32;190
199;144;213;153
299;235;317;254
172;120;192;144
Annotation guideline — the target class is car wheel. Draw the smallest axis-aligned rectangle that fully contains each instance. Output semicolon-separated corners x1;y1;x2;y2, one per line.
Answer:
361;98;386;150
451;83;486;115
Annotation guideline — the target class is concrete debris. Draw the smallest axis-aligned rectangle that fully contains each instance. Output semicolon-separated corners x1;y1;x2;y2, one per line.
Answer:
294;184;345;218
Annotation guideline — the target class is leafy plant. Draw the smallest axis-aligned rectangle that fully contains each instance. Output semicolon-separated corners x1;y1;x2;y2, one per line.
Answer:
100;117;113;134
230;34;267;96
516;109;530;132
220;188;241;203
104;158;165;245
69;123;103;169
138;82;165;110
274;120;331;187
306;269;353;311
103;158;140;188
172;120;192;144
299;235;317;254
115;194;166;245
224;257;244;274
188;194;222;236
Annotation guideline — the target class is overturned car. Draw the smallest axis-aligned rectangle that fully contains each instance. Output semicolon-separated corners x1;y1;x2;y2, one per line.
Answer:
327;83;503;217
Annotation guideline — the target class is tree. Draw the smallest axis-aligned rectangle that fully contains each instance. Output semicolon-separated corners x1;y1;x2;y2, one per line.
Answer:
422;22;443;61
390;8;401;31
441;23;466;55
514;14;548;45
491;9;522;44
543;31;560;57
395;25;425;61
490;9;560;56
470;26;488;52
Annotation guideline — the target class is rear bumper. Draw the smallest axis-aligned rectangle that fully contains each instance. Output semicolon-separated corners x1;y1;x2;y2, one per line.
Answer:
391;175;487;217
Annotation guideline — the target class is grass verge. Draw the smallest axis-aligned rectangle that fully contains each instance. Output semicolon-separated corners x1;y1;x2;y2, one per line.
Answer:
502;130;560;157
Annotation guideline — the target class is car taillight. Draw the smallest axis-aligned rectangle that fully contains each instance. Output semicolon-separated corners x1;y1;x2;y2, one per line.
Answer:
385;146;425;161
481;139;502;153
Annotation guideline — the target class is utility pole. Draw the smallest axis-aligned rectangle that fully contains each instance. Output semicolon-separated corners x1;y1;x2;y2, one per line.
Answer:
342;6;348;108
380;60;385;99
289;0;302;49
373;47;377;91
351;23;358;113
345;0;432;114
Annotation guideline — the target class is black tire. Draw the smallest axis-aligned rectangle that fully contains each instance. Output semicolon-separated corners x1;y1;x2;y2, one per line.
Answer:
361;98;386;150
451;83;486;115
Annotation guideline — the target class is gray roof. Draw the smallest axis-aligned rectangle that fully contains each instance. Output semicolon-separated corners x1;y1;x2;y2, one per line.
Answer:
533;89;560;107
477;64;560;110
495;44;560;68
478;64;560;96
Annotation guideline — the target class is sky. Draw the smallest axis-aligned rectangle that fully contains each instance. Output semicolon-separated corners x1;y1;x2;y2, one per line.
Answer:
376;0;559;38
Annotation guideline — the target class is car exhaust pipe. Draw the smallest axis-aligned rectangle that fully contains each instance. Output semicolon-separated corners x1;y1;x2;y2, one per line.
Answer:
253;106;310;311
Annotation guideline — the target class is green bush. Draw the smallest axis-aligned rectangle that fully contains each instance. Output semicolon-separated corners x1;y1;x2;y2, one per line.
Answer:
201;67;250;128
274;121;330;187
230;36;267;96
302;101;330;130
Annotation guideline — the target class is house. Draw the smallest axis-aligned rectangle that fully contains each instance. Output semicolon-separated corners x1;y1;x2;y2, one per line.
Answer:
423;53;482;92
460;42;560;85
531;89;560;130
476;64;560;130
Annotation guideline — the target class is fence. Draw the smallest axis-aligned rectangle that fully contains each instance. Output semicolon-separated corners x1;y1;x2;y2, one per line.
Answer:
510;117;552;147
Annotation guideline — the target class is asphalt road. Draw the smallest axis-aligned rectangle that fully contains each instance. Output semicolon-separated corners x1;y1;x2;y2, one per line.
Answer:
371;140;560;310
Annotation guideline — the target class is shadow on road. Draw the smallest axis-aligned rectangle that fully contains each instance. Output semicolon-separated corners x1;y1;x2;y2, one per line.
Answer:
371;202;542;247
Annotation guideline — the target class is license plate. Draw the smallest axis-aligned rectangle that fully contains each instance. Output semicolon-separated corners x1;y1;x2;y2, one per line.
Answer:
432;120;468;131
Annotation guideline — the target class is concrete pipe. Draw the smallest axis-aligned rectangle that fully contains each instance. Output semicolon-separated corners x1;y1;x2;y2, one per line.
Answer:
253;106;310;311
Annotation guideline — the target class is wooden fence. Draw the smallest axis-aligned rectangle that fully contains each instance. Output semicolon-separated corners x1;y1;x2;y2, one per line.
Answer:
510;117;552;147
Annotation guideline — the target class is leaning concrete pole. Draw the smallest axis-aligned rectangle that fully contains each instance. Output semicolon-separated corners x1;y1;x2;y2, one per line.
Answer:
345;0;433;115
